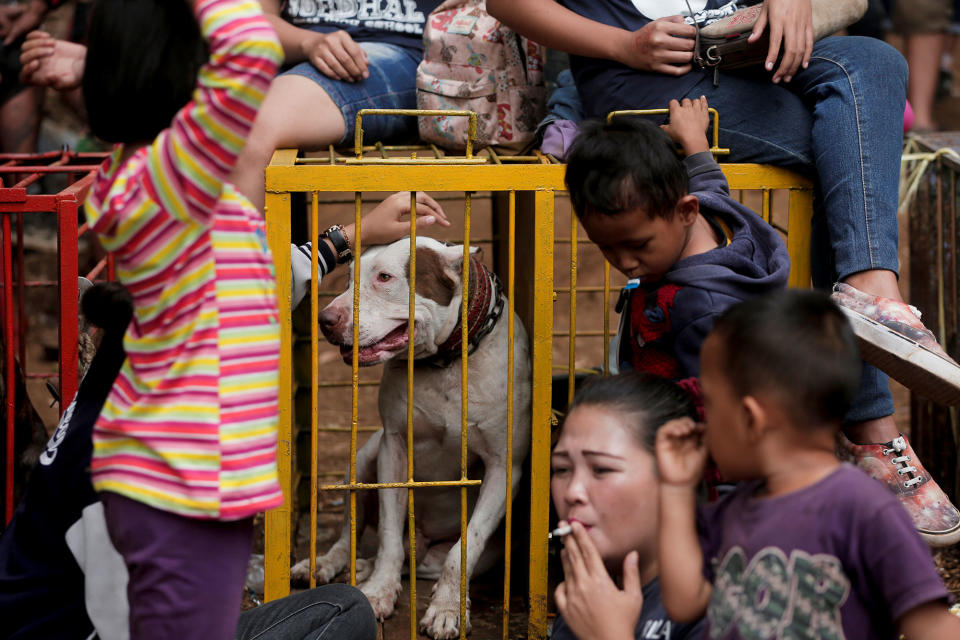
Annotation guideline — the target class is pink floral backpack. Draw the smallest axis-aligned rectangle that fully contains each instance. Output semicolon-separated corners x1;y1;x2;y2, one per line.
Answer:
416;0;546;151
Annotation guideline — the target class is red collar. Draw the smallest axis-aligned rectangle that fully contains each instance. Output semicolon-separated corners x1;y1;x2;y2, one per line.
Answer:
423;257;503;367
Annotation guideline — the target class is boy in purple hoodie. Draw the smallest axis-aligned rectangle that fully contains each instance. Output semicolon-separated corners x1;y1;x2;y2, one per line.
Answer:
565;96;790;385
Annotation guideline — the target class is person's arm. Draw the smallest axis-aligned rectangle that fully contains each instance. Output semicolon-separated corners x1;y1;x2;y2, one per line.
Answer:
898;602;960;639
143;0;281;226
255;0;367;81
661;97;710;156
662;97;730;197
290;192;450;309
553;521;643;640
487;0;697;76
655;418;712;622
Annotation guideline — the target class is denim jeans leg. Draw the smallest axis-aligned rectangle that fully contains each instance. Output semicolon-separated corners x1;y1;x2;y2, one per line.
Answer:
686;36;906;281
683;37;906;422
788;36;906;280
235;584;378;640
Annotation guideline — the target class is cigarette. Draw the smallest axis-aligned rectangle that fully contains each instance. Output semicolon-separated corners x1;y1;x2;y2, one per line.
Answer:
548;525;572;540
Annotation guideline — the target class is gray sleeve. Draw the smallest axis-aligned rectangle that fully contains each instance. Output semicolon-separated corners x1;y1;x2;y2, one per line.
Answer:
65;501;130;640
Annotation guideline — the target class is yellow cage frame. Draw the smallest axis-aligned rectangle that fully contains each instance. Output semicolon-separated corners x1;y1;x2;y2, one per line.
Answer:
262;109;814;640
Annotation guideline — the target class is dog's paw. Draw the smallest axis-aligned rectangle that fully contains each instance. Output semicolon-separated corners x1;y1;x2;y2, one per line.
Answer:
419;598;471;639
290;558;311;583
314;548;348;584
355;557;374;583
360;578;402;621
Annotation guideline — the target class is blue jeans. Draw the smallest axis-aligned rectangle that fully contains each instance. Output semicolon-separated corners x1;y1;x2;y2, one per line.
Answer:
235;584;377;640
684;36;907;423
283;42;421;145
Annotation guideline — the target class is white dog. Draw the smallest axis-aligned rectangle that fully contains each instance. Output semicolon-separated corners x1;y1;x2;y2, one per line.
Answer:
291;236;531;639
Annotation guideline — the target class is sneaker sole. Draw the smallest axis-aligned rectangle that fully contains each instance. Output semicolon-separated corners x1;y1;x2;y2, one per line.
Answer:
839;307;960;407
919;520;960;548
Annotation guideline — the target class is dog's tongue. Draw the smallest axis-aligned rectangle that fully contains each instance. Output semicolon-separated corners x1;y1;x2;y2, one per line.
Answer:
340;325;410;365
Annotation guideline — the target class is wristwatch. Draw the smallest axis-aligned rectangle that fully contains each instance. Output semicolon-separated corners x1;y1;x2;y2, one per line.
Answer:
320;224;353;264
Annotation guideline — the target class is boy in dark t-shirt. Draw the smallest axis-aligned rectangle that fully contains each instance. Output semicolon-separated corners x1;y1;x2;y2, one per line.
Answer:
565;97;789;386
655;290;959;639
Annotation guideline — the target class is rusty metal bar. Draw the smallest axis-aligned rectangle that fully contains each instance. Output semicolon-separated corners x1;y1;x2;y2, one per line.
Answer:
459;190;471;639
606;108;730;156
355;109;477;161
567;215;577;406
553;286;608;293
407;190;418;639
58;197;80;410
3;214;14;523
310;193;320;589
15;215;25;378
320;480;483;491
502;190;516;639
350;191;363;586
603;262;611;376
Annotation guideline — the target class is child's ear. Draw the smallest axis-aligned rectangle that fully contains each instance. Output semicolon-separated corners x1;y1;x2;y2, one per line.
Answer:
742;395;768;442
675;195;699;226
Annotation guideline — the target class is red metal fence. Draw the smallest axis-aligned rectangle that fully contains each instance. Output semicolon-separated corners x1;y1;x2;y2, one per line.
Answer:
1;150;109;524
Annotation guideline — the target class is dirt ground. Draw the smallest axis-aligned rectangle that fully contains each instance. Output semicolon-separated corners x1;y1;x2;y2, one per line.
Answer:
11;8;960;637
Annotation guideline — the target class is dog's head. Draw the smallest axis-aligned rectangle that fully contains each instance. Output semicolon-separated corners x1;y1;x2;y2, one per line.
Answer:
320;237;480;366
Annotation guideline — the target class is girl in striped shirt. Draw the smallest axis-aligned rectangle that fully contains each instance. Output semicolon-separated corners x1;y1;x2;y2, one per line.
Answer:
81;1;285;636
79;0;450;636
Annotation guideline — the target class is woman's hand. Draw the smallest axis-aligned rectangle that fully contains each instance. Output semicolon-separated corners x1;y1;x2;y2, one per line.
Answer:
661;96;711;156
0;0;46;47
748;0;813;84
620;16;696;76
554;521;644;640
654;418;708;489
344;191;451;250
301;30;369;82
19;31;86;91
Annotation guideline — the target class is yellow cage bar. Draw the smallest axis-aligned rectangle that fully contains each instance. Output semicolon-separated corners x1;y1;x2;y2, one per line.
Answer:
263;112;814;639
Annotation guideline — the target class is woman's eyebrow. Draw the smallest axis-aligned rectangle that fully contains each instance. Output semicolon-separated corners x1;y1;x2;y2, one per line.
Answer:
582;450;626;461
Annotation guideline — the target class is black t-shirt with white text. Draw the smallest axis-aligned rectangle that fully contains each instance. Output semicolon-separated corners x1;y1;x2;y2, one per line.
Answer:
282;0;443;51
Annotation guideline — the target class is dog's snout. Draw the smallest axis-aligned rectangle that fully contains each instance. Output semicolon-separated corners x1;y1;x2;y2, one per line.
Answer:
319;305;347;335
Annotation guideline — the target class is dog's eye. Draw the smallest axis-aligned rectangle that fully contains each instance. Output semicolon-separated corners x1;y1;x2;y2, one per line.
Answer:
377;272;392;283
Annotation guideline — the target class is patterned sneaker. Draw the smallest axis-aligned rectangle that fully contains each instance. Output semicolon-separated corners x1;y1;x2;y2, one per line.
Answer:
837;431;960;547
831;283;960;406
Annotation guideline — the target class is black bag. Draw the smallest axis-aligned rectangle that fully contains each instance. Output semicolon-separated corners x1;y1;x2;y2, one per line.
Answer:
688;0;868;84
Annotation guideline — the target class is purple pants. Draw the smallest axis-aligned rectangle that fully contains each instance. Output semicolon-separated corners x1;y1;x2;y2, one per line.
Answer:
101;492;254;640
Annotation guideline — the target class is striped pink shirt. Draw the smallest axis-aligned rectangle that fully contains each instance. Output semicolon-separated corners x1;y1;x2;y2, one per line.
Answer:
84;0;284;520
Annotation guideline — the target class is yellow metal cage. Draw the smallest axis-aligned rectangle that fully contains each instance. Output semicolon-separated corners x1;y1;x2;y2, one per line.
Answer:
262;109;814;640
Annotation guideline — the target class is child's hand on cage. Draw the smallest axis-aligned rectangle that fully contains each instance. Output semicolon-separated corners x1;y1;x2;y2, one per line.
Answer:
661;96;711;157
554;521;643;640
655;417;708;489
347;191;451;250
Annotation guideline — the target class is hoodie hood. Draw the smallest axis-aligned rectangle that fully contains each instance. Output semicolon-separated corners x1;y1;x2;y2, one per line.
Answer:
666;195;790;298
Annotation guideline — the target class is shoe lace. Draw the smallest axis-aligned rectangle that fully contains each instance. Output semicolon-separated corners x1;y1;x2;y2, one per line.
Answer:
882;436;923;488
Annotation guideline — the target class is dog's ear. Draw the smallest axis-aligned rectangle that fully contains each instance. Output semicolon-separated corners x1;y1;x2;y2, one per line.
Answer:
409;246;459;306
435;244;480;274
